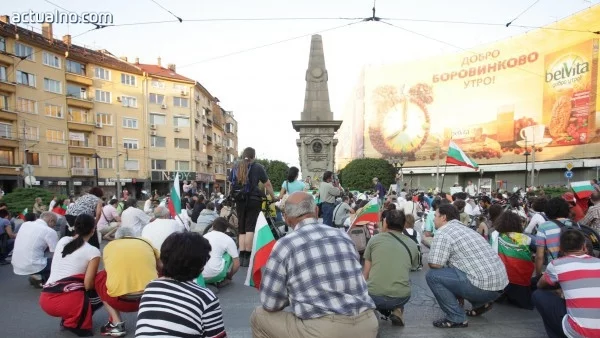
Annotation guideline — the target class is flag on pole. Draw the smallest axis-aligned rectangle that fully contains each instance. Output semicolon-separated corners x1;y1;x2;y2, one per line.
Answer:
351;198;380;226
245;212;276;289
18;208;28;220
446;141;479;170
570;181;595;199
167;173;182;218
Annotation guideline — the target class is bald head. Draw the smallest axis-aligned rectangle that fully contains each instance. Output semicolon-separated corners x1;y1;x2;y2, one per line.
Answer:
284;191;317;219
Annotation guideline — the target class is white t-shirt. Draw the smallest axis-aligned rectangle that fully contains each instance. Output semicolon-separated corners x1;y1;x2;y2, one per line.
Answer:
403;201;421;218
46;237;100;284
48;199;57;211
121;207;152;236
12;219;58;275
141;219;184;251
524;212;546;234
97;204;119;231
202;231;239;279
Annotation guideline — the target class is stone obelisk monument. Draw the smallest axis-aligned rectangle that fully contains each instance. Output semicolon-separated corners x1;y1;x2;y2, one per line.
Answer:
292;35;342;185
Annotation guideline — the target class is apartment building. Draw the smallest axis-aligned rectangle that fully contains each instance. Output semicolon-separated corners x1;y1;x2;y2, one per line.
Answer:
0;17;239;196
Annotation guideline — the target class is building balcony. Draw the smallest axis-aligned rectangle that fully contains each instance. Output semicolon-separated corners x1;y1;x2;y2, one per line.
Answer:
0;109;17;121
0;53;12;65
71;167;96;176
68;121;95;132
68;146;95;156
0;165;20;176
0;137;19;148
0;80;16;94
66;95;94;110
65;72;94;86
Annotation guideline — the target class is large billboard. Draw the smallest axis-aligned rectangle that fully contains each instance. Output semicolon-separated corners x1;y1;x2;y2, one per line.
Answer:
336;6;600;169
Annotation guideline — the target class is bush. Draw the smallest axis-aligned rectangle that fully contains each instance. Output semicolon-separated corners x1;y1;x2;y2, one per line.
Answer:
339;158;396;191
2;188;63;214
540;187;569;198
254;159;290;191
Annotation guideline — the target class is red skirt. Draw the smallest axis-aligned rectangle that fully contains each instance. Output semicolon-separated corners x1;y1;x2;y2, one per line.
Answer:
95;270;140;313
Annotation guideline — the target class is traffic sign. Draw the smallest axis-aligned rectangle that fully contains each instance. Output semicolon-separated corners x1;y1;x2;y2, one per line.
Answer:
565;170;573;179
566;162;574;171
23;164;34;176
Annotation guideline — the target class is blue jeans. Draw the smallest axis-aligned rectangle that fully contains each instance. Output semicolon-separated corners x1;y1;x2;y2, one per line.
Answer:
37;257;52;283
426;267;501;323
370;294;410;311
321;202;335;227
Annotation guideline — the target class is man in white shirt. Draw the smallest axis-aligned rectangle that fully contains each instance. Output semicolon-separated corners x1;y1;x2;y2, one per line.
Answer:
11;212;58;287
141;206;184;251
403;194;422;219
97;199;121;240
119;199;153;237
200;217;240;288
48;196;57;211
465;181;477;197
333;196;355;228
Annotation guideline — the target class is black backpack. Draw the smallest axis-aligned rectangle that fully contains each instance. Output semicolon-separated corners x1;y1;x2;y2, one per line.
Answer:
229;163;253;200
551;219;600;258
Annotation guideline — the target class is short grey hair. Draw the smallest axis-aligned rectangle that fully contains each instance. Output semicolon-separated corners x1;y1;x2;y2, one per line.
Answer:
115;226;136;239
40;211;57;225
154;206;170;219
284;192;316;218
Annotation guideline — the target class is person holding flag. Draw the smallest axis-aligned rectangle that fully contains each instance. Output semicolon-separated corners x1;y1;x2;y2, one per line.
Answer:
250;191;378;338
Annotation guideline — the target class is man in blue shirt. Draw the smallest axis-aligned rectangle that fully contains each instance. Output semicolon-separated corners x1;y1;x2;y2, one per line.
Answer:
0;209;16;265
373;178;386;204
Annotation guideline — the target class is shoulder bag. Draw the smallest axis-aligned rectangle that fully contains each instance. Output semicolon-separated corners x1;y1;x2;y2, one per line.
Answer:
388;231;413;264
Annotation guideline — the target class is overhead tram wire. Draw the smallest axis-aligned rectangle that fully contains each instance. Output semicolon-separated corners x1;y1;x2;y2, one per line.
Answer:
506;0;543;27
149;0;183;23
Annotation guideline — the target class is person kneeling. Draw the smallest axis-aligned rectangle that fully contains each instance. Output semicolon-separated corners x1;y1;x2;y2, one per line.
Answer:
197;217;239;288
39;214;101;337
363;210;419;326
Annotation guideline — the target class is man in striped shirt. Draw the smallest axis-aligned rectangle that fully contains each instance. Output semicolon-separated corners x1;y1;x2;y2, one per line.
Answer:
535;197;574;275
533;229;600;338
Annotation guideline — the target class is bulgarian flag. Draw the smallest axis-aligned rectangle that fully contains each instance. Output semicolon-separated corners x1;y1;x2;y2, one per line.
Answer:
18;208;28;220
446;141;479;171
351;198;380;226
571;181;595;199
167;173;181;218
245;212;276;289
496;233;534;286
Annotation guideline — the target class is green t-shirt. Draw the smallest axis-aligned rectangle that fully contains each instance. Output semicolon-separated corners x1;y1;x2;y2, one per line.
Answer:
364;230;419;298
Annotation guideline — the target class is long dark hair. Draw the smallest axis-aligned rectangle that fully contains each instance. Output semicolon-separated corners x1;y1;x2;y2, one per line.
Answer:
62;214;96;258
287;166;299;183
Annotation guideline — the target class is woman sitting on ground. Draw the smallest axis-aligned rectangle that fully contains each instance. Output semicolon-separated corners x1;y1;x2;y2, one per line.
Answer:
135;232;226;337
39;214;102;337
489;211;534;310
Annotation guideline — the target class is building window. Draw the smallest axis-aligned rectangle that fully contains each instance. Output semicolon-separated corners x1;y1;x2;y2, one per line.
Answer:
94;67;111;80
16;98;37;114
96;113;113;126
151;159;167;170
67;84;88;99
46;129;65;144
15;42;34;61
0;66;6;82
0;123;12;139
120;96;137;107
44;78;62;94
173;97;189;108
173;116;189;127
26;152;40;165
195;140;200;150
48;154;66;168
149;93;165;105
98;158;114;169
175;160;190;171
66;60;86;75
45;104;63;118
0;148;14;165
151;80;165;89
123;138;139;149
95;90;111;103
122;118;138;129
151;135;166;148
0;37;5;52
149;113;166;125
42;52;61;68
173;84;187;91
97;135;113;147
124;159;139;170
69;132;90;147
120;74;136;86
226;122;234;133
68;108;92;124
24;126;39;141
0;95;7;110
71;156;90;168
16;71;36;87
174;138;189;149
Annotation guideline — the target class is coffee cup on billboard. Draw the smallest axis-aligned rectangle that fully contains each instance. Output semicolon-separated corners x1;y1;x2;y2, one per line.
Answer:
520;124;545;142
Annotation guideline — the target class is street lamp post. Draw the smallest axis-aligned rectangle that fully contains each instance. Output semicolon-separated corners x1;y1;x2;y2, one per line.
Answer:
523;149;530;191
409;170;414;192
92;153;100;186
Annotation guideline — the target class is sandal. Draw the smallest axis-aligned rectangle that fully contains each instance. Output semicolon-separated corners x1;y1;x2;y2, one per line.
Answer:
466;302;493;317
433;319;468;328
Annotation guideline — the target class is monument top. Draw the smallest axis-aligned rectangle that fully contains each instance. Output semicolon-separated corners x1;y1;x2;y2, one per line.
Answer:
300;34;333;122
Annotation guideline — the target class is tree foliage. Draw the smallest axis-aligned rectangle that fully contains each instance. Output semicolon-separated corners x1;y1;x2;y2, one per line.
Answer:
255;159;290;190
339;158;395;191
2;187;65;214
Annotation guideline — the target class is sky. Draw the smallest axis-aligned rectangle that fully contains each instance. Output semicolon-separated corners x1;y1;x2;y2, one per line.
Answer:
5;0;599;170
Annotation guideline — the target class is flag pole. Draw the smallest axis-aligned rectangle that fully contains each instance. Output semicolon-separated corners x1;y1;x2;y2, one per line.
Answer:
440;163;448;193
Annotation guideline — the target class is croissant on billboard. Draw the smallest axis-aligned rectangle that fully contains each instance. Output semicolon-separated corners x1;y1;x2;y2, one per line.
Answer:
336;6;600;169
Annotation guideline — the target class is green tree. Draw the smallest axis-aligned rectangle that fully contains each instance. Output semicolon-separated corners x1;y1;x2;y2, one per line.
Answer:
339;158;395;191
2;187;64;214
255;159;290;191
